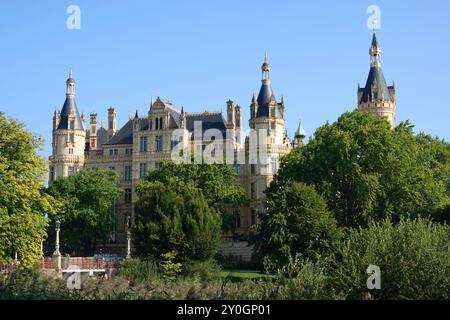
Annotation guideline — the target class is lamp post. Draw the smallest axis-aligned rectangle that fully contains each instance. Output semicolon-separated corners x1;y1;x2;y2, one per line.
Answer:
126;231;131;259
52;221;62;272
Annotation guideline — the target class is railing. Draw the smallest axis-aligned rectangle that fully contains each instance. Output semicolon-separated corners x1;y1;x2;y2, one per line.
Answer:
39;257;122;270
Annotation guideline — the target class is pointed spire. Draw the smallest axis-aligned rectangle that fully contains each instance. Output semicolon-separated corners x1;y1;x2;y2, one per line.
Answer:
295;119;306;138
181;106;184;114
280;95;284;104
150;97;154;109
69;66;73;79
252;93;257;102
135;110;139;119
261;50;271;81
264;50;268;64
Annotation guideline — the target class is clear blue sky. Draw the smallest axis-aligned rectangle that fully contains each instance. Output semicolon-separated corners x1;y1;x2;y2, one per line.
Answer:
1;0;449;158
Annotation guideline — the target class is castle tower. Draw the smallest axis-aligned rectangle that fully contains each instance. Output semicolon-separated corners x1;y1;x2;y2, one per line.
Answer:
107;107;117;140
293;119;306;148
358;31;396;128
49;67;86;185
89;113;98;150
241;52;291;228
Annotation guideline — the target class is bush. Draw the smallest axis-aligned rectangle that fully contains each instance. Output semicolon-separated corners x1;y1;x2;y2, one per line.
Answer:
183;260;221;282
118;258;160;285
332;217;450;300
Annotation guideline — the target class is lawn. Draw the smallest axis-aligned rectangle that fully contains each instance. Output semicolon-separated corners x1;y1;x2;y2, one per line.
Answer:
219;270;271;280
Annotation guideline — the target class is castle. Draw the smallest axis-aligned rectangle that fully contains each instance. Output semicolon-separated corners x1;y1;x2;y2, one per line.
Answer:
49;32;396;256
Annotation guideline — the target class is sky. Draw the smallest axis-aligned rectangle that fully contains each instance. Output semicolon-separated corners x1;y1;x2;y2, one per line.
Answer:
0;0;449;158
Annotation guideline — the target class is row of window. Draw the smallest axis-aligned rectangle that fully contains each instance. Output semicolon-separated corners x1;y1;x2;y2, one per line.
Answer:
139;136;164;152
119;163;161;181
149;117;164;131
108;148;133;156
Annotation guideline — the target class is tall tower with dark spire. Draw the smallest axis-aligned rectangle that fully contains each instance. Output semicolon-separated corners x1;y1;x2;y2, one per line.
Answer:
358;31;396;128
242;52;291;228
49;68;86;185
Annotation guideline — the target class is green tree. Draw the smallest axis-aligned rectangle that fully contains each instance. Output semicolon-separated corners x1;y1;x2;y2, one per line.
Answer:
252;181;342;271
46;168;123;256
269;111;450;228
144;160;247;232
333;217;450;300
134;181;221;261
0;113;59;268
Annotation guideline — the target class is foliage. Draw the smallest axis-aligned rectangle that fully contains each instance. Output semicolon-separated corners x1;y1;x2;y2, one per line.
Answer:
144;160;247;232
134;181;221;262
118;258;160;284
332;217;450;300
46;168;123;256
269;111;450;228
183;259;221;282
0;266;73;300
160;252;182;282
253;181;343;271
0;114;59;268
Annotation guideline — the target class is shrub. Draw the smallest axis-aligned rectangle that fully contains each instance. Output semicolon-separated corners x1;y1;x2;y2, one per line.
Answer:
160;252;182;282
183;260;221;282
118;258;160;284
332;217;450;300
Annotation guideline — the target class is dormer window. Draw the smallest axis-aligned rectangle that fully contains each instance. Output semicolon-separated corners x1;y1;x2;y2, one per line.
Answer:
69;120;75;130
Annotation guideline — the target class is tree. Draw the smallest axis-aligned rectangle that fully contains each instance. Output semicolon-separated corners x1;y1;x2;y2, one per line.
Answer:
333;217;450;300
134;181;221;262
0;113;59;268
252;181;342;271
269;111;450;228
144;160;247;232
46;168;123;256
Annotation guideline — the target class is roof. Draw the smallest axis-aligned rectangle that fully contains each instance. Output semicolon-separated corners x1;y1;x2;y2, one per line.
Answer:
359;66;393;104
256;82;283;118
371;33;380;50
295;120;306;137
186;112;227;140
57;96;84;130
102;118;147;146
102;110;228;146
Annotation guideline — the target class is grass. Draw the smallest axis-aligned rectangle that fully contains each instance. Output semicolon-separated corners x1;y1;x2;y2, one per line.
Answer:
219;270;271;280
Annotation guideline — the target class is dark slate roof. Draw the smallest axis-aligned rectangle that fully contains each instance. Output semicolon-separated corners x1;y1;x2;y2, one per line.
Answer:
57;96;84;130
97;127;108;146
186;112;227;140
256;82;283;118
371;33;380;50
103;118;147;146
359;66;393;104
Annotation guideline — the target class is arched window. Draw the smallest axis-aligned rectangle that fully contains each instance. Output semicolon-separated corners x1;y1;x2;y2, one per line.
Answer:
155;118;159;130
159;117;163;130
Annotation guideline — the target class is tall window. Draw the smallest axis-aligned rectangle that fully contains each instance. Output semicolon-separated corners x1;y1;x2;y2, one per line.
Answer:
271;157;278;174
159;117;163;130
124;165;132;181
124;188;132;204
156;135;163;152
234;163;241;176
251;182;256;199
251;209;257;225
139;162;148;178
140;136;148;152
50;167;54;182
170;139;179;151
69;148;73;155
69;120;75;129
235;210;241;229
69;133;75;143
125;148;132;155
155;118;159;130
155;162;161;170
251;164;256;174
68;166;75;176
